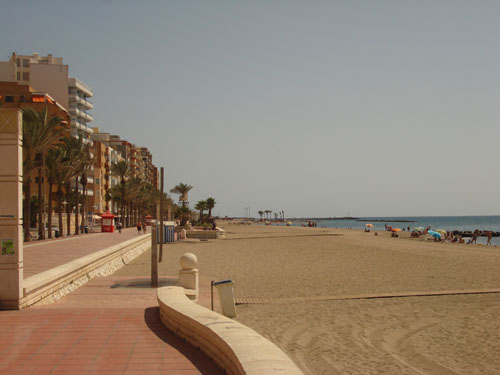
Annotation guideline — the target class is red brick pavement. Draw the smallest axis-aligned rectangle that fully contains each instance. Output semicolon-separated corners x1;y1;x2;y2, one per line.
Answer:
23;228;143;277
0;275;223;374
1;230;225;374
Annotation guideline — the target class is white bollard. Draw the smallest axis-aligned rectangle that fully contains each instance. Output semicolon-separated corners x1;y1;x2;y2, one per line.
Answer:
178;253;198;301
214;280;236;318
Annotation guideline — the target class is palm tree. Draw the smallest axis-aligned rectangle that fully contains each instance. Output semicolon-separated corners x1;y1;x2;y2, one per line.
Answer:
175;205;191;226
79;150;92;229
54;145;74;237
265;210;271;221
194;200;208;223
63;135;91;234
111;160;131;226
206;197;216;218
45;148;63;238
126;177;143;225
22;108;65;241
170;183;193;206
258;210;264;222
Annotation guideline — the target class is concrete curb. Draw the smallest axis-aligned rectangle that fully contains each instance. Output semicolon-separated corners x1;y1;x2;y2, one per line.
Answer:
157;286;303;375
22;234;150;308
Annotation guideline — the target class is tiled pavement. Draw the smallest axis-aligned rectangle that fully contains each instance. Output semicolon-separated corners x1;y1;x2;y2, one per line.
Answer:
23;228;142;277
0;231;224;375
0;306;221;374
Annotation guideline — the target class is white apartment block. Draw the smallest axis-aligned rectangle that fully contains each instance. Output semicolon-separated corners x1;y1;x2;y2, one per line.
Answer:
0;52;94;145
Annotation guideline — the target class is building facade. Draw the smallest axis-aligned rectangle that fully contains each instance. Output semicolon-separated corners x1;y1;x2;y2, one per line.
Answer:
0;53;94;145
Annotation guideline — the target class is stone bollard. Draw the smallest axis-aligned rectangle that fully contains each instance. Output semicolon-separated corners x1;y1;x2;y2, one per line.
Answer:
181;228;187;240
178;253;198;301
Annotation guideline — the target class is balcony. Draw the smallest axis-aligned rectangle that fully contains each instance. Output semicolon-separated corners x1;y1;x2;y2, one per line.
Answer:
70;118;93;134
69;94;94;110
84;98;93;109
81;111;94;122
69;77;93;97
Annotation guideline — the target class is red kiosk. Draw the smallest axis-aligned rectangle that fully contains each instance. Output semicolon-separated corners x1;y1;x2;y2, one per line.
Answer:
100;211;115;233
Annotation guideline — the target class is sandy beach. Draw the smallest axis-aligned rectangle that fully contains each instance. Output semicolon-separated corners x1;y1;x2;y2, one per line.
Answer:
115;223;500;375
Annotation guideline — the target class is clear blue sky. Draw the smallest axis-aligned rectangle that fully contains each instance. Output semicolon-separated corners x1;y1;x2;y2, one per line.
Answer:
1;1;499;217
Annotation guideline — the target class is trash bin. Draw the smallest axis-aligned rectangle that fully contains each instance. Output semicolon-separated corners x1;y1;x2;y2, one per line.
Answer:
55;229;60;238
213;280;236;318
156;224;175;243
84;225;89;234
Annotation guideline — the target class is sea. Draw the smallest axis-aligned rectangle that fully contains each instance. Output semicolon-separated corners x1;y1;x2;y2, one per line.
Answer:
293;216;500;246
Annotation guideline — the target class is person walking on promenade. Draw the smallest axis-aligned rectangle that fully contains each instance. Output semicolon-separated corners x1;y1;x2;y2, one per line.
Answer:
136;222;142;234
142;222;147;234
116;221;122;234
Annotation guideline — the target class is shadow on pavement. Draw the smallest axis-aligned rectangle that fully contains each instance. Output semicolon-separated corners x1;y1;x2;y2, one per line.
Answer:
110;277;177;289
144;306;222;374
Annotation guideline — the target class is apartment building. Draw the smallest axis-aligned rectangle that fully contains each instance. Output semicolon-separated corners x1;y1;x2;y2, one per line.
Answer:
138;147;155;185
0;81;70;126
0;53;94;145
89;139;123;215
91;129;158;186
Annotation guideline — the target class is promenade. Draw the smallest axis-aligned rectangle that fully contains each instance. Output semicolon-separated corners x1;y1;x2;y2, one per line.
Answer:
23;228;140;277
0;229;223;375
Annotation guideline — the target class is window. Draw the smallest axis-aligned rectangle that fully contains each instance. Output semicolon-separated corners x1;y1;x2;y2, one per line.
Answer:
23;59;29;67
5;96;14;103
16;59;20;67
95;178;100;185
17;72;21;80
22;72;29;81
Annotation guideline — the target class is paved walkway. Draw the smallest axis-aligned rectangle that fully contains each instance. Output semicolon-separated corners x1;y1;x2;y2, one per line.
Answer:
0;231;224;374
23;228;143;277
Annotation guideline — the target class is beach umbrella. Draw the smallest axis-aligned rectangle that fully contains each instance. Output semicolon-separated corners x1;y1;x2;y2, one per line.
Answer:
427;230;441;239
391;228;401;232
414;226;424;232
365;224;373;228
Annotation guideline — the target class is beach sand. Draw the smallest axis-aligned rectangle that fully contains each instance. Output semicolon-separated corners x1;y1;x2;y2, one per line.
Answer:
115;223;500;375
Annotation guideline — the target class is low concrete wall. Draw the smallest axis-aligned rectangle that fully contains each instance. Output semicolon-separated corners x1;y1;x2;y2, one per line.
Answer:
157;286;303;375
185;230;220;240
21;234;150;308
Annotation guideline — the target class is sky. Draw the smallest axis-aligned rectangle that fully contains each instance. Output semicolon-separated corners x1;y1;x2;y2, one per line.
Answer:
1;1;499;217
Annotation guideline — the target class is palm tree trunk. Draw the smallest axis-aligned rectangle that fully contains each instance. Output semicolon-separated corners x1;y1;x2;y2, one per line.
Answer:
121;183;125;227
23;180;31;242
65;182;71;236
83;179;88;228
74;176;80;235
57;187;64;238
38;166;44;240
47;183;53;239
82;183;87;228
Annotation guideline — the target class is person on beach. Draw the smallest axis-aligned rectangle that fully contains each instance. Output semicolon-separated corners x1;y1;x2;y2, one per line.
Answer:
487;231;492;245
472;230;478;244
136;222;142;234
